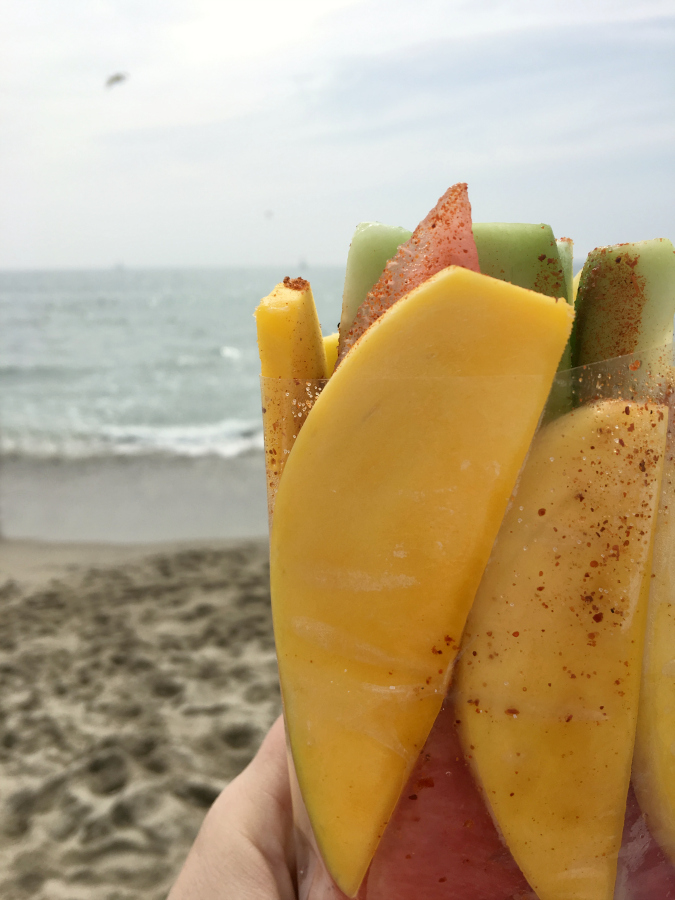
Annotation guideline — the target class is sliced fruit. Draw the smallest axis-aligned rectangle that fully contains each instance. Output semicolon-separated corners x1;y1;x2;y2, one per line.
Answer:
337;183;479;365
323;331;340;377
633;391;675;864
472;222;567;299
287;701;537;900
271;265;573;896
472;222;572;376
570;237;675;874
255;277;327;521
572;239;675;366
455;398;667;900
363;697;535;900
339;223;412;349
573;269;582;303
615;786;675;899
255;276;327;379
556;236;574;305
555;237;574;373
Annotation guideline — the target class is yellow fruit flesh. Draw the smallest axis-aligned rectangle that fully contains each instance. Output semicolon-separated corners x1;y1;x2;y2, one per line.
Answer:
271;266;574;896
255;280;327;521
255;279;327;379
633;392;675;862
455;399;667;900
323;331;339;376
573;269;582;303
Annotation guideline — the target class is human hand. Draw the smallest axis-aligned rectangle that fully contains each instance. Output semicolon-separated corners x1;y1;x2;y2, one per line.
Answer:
168;716;296;899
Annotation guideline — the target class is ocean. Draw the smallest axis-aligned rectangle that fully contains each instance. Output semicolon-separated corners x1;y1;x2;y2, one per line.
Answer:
0;267;345;542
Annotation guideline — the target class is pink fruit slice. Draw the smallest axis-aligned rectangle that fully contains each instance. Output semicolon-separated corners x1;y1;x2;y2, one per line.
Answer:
297;697;536;900
361;696;535;900
617;787;675;899
337;182;480;363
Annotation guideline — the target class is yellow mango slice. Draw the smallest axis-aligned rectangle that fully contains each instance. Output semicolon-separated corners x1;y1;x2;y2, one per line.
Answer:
255;276;327;379
323;331;339;376
271;266;574;897
573;269;582;303
633;392;675;862
455;399;667;900
255;277;327;521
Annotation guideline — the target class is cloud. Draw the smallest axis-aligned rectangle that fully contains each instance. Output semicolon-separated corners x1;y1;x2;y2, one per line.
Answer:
0;0;673;266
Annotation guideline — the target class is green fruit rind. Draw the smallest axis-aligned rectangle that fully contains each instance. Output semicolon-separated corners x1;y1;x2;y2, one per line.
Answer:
472;223;567;300
556;236;574;305
473;223;573;404
572;239;675;367
339;223;412;342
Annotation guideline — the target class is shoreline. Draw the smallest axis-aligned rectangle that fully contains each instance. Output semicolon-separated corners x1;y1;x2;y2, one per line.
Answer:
0;451;269;544
0;535;268;587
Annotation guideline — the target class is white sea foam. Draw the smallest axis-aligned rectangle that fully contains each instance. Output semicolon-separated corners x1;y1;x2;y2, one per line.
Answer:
0;419;265;460
0;266;343;464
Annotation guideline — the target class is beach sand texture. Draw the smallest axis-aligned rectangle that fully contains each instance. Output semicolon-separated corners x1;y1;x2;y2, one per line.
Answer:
0;538;280;900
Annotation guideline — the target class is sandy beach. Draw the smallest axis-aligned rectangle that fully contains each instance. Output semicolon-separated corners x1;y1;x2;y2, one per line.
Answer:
0;536;279;900
0;452;269;543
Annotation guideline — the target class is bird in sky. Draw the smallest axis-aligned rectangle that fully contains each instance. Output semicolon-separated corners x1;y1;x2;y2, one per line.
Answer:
105;72;128;88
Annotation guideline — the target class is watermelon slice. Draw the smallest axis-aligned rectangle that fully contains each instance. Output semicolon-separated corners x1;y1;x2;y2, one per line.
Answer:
616;787;675;899
297;697;536;900
360;697;535;900
336;182;479;364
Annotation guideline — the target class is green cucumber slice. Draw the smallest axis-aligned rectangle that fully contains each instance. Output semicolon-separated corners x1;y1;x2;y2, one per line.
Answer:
573;239;675;367
472;223;567;300
473;223;572;379
556;237;574;306
340;223;411;342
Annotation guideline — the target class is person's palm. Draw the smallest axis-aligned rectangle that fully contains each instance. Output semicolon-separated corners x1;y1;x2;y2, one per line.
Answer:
168;716;296;899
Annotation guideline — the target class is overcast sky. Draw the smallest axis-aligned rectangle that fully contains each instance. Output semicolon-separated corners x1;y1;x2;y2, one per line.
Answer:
1;0;673;269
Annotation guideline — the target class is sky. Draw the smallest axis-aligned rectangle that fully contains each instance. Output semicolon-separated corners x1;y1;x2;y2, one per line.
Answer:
1;0;674;269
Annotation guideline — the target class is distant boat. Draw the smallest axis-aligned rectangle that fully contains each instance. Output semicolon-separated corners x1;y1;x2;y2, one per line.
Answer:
105;72;128;88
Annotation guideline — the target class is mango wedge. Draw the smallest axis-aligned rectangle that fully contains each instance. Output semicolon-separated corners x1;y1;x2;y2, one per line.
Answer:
255;277;328;521
255;276;327;379
323;331;339;377
633;390;675;863
455;398;667;900
271;266;574;897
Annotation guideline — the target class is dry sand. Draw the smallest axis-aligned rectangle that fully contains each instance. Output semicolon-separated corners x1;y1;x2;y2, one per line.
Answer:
0;538;280;900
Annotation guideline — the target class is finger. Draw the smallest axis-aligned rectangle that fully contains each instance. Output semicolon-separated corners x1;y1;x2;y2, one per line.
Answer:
168;716;296;900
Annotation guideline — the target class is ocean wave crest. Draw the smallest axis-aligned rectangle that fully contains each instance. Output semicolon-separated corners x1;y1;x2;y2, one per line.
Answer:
0;419;265;460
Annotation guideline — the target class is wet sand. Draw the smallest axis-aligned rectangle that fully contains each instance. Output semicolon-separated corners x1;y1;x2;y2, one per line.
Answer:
0;538;279;900
0;452;268;543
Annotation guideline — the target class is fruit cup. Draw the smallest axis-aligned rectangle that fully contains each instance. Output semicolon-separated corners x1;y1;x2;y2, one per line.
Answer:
262;337;675;900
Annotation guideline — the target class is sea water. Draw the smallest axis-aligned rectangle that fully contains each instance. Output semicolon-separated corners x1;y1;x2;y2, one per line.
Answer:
0;267;344;541
0;267;344;459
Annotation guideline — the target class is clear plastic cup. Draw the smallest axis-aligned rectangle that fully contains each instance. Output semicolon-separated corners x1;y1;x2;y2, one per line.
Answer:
262;342;675;900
